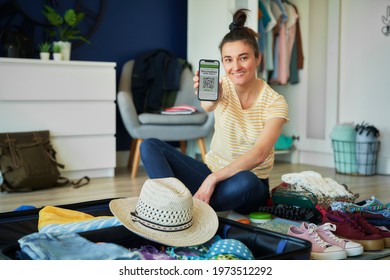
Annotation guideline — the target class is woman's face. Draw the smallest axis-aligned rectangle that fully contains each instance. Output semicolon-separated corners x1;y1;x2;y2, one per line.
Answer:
221;41;260;87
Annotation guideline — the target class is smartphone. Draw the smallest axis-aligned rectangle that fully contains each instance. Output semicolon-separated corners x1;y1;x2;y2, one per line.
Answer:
198;59;220;101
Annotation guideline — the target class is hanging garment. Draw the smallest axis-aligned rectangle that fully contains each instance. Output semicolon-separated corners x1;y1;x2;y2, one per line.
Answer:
131;49;187;114
262;0;277;76
290;2;304;70
270;1;288;85
284;2;299;81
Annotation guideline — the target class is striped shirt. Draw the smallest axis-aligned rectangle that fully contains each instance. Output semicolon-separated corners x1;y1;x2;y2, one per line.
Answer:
205;76;289;179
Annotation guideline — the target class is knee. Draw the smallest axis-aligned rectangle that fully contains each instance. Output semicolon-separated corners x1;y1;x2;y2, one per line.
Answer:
234;172;269;213
140;138;160;153
236;171;269;196
236;171;261;187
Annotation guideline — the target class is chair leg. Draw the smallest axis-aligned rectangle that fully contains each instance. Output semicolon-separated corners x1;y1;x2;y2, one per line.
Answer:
128;139;137;169
179;140;187;154
130;138;143;178
197;137;207;162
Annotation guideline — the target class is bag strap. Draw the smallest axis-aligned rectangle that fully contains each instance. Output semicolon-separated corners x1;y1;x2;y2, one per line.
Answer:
57;176;90;189
5;133;20;168
71;176;90;189
34;131;65;169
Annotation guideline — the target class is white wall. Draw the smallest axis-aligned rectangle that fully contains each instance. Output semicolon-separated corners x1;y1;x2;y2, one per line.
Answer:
338;0;390;174
187;0;258;73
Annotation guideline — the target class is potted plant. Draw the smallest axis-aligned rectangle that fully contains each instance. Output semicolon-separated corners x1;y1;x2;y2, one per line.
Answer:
52;43;62;61
42;5;90;60
38;42;51;60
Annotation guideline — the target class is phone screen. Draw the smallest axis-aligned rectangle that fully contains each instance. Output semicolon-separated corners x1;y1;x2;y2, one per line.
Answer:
198;59;220;101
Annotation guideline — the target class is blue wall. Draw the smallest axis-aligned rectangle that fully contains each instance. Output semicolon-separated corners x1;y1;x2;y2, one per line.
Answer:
72;0;188;151
0;0;188;151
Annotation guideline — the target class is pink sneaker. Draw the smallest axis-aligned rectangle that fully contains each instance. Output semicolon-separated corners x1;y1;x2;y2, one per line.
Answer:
301;222;363;257
288;223;347;260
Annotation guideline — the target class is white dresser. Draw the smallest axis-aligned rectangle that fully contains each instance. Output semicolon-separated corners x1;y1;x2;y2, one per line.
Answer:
0;58;117;179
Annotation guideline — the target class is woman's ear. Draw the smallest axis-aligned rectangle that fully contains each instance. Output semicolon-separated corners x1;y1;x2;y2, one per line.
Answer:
256;52;262;67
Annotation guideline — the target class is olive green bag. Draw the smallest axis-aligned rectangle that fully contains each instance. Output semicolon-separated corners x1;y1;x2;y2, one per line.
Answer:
0;130;89;192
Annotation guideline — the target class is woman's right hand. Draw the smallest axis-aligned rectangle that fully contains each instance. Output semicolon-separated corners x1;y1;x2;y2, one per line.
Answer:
193;70;200;95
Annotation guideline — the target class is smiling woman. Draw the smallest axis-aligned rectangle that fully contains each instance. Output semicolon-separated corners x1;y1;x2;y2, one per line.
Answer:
138;9;288;216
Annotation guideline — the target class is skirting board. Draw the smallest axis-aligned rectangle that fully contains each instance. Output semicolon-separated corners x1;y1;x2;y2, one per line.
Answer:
61;168;115;180
298;150;390;175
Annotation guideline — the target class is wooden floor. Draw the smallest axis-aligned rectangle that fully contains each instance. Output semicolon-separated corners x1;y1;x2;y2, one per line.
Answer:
1;162;389;213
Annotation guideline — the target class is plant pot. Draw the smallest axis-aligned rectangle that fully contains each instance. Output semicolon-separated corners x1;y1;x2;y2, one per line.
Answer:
331;124;358;174
356;133;379;175
40;52;50;60
53;53;62;61
54;41;71;61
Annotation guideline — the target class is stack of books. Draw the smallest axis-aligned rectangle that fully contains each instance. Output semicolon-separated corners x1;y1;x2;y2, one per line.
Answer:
161;105;198;115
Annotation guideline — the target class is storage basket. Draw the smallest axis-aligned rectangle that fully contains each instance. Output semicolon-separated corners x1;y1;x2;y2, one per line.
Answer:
332;140;380;176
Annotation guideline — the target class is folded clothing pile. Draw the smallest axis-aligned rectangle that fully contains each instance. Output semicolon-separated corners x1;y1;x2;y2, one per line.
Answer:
279;170;357;206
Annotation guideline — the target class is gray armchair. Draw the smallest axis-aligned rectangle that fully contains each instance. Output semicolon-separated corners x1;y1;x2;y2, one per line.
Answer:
117;59;214;177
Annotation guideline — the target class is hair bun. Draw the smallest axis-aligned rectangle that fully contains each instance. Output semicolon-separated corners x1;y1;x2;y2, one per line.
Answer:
229;22;241;31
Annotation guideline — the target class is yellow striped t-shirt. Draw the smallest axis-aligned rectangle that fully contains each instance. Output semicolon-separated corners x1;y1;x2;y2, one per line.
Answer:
205;76;289;179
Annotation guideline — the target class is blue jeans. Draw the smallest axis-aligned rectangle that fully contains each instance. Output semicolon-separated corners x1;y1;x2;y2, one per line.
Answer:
140;138;269;214
18;232;142;260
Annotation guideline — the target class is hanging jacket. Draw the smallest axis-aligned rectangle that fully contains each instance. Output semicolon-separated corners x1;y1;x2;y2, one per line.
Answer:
131;49;185;114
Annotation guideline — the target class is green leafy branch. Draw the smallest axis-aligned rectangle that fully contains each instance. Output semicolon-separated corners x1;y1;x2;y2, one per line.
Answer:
42;5;90;44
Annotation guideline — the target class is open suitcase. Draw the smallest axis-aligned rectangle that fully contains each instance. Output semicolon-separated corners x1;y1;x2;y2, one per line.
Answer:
0;198;311;260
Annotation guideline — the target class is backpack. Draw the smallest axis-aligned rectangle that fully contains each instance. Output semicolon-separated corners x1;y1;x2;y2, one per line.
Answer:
0;130;89;192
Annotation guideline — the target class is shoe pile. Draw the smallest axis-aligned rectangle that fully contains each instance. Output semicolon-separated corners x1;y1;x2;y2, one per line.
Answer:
287;222;363;260
330;196;390;230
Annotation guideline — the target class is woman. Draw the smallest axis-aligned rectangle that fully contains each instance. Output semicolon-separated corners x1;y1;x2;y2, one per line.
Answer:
140;9;288;214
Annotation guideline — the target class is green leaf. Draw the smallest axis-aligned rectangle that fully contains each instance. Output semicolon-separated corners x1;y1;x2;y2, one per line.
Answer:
43;5;63;26
75;12;85;25
38;42;51;52
64;9;77;27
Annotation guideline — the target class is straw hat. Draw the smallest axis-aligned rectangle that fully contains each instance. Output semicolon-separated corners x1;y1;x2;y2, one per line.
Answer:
109;177;219;247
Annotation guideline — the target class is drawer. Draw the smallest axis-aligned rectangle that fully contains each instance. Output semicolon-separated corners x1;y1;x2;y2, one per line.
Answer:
52;135;116;172
0;59;116;101
0;101;115;136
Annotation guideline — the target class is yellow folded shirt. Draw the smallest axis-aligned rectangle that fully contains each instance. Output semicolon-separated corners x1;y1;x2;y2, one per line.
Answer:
38;206;114;231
